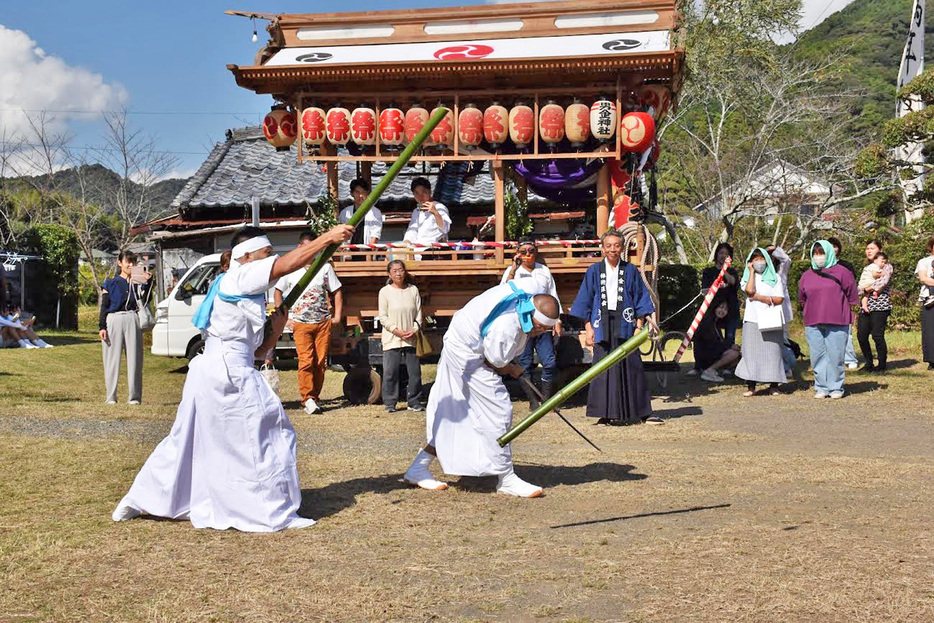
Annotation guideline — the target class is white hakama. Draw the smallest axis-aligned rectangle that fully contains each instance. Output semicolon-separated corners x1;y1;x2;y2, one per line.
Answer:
426;284;529;477
114;255;314;531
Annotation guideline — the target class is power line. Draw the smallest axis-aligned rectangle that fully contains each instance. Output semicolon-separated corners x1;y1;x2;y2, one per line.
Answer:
0;107;266;117
0;141;209;156
805;0;838;31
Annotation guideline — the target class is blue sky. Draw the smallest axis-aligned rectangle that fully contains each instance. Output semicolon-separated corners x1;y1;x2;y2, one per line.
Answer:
0;0;854;178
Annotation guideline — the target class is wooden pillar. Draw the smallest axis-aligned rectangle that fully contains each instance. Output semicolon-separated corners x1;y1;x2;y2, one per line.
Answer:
327;161;339;208
493;159;505;264
596;162;611;237
360;160;372;186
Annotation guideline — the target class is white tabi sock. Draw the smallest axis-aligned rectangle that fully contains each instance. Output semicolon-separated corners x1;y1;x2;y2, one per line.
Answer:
404;449;448;491
496;469;543;498
112;501;141;522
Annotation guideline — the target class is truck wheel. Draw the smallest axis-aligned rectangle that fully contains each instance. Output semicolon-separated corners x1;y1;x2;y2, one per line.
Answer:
186;338;206;361
343;367;381;405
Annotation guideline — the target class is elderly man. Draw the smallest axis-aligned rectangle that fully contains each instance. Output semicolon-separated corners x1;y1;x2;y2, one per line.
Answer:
112;223;354;532
404;280;560;498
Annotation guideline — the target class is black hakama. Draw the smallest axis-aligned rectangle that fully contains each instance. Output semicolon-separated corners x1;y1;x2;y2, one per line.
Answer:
586;308;653;423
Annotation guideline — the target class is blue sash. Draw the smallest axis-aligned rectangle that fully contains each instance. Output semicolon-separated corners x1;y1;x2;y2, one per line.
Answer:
192;274;251;330
479;282;534;338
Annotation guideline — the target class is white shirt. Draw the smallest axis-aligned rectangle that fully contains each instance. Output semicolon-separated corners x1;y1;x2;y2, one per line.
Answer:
916;256;934;297
403;202;451;245
605;259;621;311
500;262;562;311
208;255;277;351
338;205;383;243
742;275;785;324
770;246;794;322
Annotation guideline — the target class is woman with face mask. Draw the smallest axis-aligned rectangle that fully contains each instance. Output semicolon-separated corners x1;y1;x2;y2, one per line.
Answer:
734;248;787;397
798;241;859;399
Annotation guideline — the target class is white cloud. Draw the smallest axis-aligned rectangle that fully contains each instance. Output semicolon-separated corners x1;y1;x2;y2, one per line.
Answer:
0;24;128;173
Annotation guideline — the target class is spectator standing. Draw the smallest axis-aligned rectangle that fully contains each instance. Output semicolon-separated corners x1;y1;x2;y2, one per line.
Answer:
501;237;562;407
798;241;859;399
339;178;383;253
378;260;423;413
274;232;344;414
735;247;786;397
99;251;152;404
828;237;860;369
403;177;451;259
856;240;893;371
916;236;934;370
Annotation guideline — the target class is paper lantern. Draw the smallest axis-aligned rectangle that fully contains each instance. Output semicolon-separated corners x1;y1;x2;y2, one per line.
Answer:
350;107;377;146
404;105;430;144
458;103;483;149
565;99;591;148
300;106;327;151
483;102;509;149
590;97;617;142
639;85;671;121
263;107;297;152
429;105;454;148
379;107;405;147
508;103;534;149
620;112;655;153
539;101;565;146
325;107;351;146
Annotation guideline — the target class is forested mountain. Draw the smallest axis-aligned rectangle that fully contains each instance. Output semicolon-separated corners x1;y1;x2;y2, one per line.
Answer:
793;0;933;139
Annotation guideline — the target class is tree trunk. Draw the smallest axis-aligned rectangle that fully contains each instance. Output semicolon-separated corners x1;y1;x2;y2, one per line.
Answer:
646;212;689;263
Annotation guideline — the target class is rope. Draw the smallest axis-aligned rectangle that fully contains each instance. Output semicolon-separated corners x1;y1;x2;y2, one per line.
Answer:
615;222;660;336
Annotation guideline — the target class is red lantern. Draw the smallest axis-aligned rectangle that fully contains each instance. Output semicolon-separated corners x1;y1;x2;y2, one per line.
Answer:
300;106;326;151
565;99;591;148
458;103;483;149
429;105;454;148
639;85;671;121
539;101;565;146
350;107;376;146
620;112;656;152
508;103;534;149
483;102;509;149
379;107;405;147
404;105;430;144
326;107;351;147
263;106;297;152
590;97;617;143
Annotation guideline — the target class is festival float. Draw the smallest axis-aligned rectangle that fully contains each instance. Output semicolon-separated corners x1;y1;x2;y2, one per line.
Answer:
226;0;685;403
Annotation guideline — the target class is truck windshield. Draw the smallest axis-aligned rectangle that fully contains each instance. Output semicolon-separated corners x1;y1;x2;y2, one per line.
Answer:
178;263;220;296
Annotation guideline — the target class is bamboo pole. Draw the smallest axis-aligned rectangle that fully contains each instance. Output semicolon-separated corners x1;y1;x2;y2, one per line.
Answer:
497;328;649;447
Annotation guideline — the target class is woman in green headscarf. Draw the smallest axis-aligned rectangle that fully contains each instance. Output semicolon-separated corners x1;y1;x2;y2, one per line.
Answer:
798;240;859;399
734;247;787;397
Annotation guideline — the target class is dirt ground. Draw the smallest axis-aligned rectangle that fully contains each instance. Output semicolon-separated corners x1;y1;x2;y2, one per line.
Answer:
2;330;934;622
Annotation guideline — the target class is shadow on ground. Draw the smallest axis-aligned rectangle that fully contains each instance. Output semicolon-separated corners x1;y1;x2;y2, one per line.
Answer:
300;474;410;520
454;462;647;494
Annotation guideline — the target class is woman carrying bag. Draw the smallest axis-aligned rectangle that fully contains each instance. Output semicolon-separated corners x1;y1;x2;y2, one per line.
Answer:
735;247;786;397
798;241;859;399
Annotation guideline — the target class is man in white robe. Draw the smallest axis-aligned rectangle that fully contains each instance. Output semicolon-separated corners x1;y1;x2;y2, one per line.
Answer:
403;280;560;498
112;223;354;532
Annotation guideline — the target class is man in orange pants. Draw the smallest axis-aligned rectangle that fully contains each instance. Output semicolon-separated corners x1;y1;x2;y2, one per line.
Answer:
274;232;343;414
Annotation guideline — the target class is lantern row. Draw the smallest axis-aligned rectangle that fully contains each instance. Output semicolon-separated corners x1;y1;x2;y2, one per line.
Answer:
263;87;672;154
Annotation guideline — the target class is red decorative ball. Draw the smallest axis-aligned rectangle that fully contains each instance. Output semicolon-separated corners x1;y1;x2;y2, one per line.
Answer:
619;112;655;152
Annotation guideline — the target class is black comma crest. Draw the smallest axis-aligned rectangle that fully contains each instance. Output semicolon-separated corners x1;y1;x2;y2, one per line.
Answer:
602;39;641;52
296;52;334;63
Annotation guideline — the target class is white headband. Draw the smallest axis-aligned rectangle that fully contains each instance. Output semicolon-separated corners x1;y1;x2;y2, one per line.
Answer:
232;235;272;260
534;309;558;327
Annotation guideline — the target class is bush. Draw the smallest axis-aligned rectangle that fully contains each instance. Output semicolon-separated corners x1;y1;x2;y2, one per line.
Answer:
656;264;703;331
79;261;111;306
21;224;80;329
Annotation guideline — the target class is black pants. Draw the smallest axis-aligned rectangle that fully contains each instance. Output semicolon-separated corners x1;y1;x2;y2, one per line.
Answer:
382;347;422;406
857;310;889;368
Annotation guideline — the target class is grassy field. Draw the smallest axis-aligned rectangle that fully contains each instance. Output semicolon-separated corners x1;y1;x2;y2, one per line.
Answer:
2;311;934;622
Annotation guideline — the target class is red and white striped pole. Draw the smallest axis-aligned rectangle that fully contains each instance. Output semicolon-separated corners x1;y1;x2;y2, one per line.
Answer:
673;256;732;363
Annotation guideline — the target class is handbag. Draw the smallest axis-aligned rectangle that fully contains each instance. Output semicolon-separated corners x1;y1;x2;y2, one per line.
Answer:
133;283;156;332
757;302;785;332
414;322;433;358
259;363;281;397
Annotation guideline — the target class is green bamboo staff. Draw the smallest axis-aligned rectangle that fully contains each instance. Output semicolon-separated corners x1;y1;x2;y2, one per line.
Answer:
281;107;450;310
497;328;650;447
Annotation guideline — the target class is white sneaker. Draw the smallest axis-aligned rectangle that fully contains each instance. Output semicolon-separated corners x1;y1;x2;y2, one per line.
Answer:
105;400;117;405
128;400;141;405
303;398;320;415
496;471;543;498
700;368;724;383
18;339;38;349
403;462;448;491
814;391;829;399
846;363;858;370
685;368;700;376
112;503;141;522
830;390;844;399
33;339;52;348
